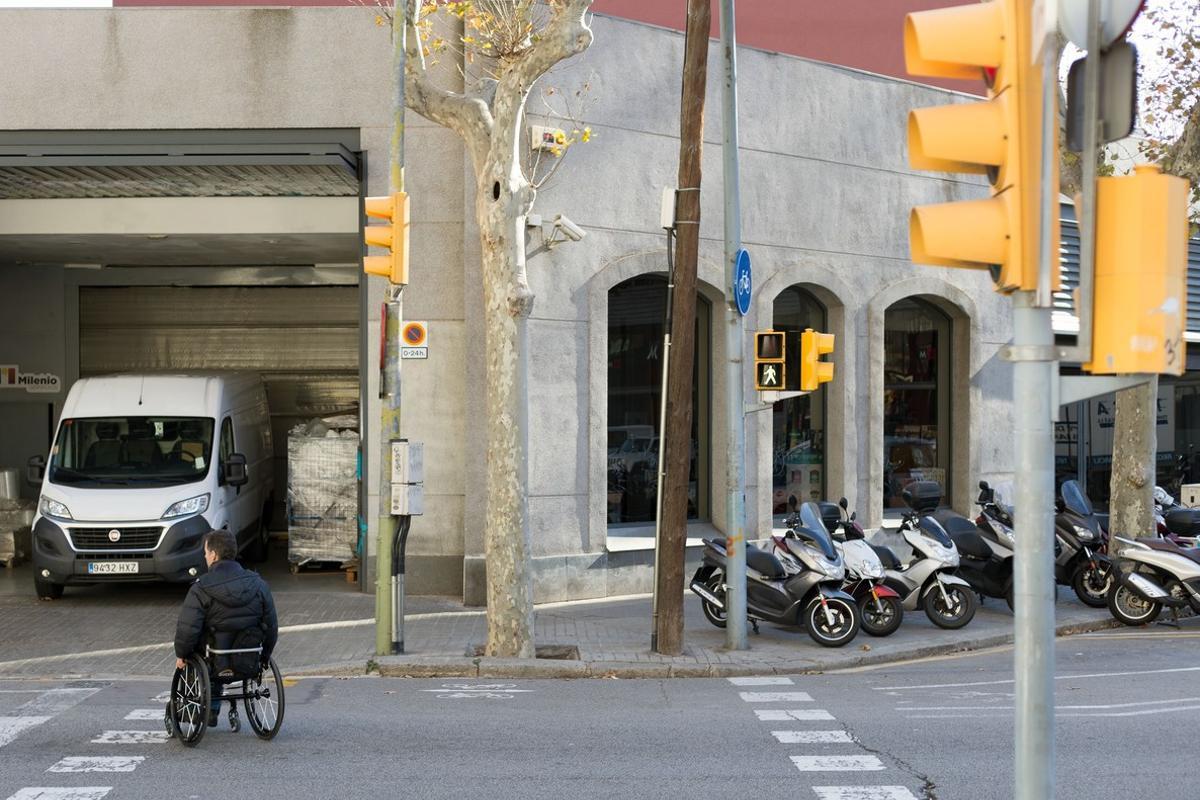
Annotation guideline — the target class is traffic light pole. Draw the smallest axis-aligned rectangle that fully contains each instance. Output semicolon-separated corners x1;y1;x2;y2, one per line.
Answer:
719;0;748;652
375;0;408;657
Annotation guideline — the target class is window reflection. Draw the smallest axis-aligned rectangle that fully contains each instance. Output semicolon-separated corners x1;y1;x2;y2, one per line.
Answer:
772;287;826;519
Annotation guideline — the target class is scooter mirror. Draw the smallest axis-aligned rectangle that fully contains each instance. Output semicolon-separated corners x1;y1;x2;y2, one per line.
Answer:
850;511;856;521
979;480;989;491
838;497;848;511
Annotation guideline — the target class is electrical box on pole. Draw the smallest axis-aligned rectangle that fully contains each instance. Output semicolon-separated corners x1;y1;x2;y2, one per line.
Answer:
363;191;411;285
754;330;786;391
1083;164;1190;376
800;329;835;392
904;0;1058;293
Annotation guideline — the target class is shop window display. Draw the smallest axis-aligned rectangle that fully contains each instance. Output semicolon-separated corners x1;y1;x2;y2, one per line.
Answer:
771;287;826;520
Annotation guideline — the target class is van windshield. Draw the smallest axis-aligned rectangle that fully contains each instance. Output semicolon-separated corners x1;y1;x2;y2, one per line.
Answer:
49;417;215;488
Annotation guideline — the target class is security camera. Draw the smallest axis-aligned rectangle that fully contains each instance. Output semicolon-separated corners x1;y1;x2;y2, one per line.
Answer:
553;214;586;242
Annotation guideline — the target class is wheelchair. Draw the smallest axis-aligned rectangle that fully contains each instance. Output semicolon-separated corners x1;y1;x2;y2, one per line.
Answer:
166;644;285;746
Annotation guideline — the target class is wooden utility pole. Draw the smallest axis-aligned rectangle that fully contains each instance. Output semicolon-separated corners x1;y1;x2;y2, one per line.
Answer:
655;0;710;655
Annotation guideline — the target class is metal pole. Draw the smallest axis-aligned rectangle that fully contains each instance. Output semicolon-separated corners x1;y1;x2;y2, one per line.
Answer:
1011;294;1057;800
651;232;674;651
375;0;407;657
719;0;747;651
1071;0;1103;360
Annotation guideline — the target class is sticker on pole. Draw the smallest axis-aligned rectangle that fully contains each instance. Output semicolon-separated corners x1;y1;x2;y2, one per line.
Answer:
401;321;428;359
733;249;752;316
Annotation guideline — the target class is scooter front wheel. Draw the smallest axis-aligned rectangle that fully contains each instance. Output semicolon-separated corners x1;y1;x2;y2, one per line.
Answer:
699;570;727;629
1107;583;1161;626
1072;561;1113;608
924;583;977;629
804;596;860;648
858;593;903;637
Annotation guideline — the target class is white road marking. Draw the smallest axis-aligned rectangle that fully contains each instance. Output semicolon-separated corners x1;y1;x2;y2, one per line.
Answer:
124;709;166;721
739;691;813;703
150;691;171;703
812;787;919;800
0;717;51;748
874;665;1200;692
727;676;795;686
772;730;854;744
5;790;112;800
47;756;145;773
90;730;170;744
17;689;101;716
902;696;1200;713
791;755;886;771
755;709;836;721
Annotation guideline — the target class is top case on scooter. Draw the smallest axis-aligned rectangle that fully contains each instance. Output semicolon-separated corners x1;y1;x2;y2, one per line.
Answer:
1165;508;1200;537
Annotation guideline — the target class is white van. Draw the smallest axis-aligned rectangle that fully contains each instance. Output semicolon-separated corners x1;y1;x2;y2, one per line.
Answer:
28;373;273;599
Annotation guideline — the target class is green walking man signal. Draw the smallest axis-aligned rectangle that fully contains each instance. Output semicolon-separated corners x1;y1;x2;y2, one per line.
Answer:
754;331;785;390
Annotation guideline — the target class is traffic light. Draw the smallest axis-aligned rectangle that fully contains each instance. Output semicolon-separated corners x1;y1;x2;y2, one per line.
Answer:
755;331;786;391
1084;164;1189;376
800;329;835;392
904;0;1058;293
363;191;410;285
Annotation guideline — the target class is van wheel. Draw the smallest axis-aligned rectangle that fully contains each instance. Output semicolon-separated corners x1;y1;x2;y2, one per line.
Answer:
34;575;64;600
246;515;270;563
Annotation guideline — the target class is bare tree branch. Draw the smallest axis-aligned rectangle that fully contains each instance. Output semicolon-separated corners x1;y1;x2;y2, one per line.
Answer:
496;0;593;119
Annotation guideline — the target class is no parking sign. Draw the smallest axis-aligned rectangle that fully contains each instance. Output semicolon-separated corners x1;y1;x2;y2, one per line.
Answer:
401;321;428;359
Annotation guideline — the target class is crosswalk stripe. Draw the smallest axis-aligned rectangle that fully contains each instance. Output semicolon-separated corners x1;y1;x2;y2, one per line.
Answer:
739;691;813;703
0;717;51;748
47;756;145;773
727;677;795;686
124;709;166;721
791;755;886;771
811;787;919;800
150;692;171;703
772;730;854;743
755;709;836;721
5;789;112;800
90;730;170;745
16;689;101;717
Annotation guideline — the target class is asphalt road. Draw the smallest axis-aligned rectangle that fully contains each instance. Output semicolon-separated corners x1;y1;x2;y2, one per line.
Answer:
2;624;1195;800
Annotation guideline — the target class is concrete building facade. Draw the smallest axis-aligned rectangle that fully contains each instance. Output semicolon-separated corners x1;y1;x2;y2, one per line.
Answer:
0;8;1016;602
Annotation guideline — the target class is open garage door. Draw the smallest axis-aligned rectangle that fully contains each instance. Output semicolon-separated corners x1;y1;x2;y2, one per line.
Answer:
79;284;360;530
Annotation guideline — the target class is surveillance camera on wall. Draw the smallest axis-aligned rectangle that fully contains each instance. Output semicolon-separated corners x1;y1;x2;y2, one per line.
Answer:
553;214;586;242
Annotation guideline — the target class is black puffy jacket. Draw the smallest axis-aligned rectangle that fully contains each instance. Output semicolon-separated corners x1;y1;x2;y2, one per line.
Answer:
174;559;279;663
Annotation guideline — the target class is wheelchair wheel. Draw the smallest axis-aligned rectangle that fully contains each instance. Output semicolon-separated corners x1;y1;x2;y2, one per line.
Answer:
169;656;210;747
243;658;285;740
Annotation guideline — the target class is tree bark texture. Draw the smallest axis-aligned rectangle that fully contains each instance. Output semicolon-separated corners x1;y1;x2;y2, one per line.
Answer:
1107;378;1158;546
655;0;710;656
401;0;594;658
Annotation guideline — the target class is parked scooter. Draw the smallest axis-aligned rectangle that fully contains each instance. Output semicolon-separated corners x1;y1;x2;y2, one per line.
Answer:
1153;486;1200;547
770;499;904;637
928;481;1015;610
880;483;977;629
1108;533;1200;626
1054;479;1113;607
690;503;861;647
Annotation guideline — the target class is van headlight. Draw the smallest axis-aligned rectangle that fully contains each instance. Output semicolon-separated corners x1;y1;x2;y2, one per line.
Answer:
40;497;73;520
163;494;210;520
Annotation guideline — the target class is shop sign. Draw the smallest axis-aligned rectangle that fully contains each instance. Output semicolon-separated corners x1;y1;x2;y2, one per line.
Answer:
0;365;61;394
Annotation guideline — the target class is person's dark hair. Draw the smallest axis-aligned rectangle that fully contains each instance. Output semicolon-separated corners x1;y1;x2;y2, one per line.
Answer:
203;529;237;562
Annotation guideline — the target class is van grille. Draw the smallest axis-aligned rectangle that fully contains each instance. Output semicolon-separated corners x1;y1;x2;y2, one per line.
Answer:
70;527;163;550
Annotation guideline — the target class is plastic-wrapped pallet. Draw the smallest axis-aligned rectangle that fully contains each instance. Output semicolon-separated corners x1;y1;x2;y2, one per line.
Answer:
286;421;359;566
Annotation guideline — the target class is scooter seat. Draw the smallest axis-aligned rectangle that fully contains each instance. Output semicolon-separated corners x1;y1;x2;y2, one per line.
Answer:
948;529;992;560
869;544;901;570
1144;537;1200;566
932;510;982;537
746;544;786;579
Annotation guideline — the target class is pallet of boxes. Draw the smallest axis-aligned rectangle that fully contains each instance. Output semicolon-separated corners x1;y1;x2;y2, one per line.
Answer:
0;468;35;569
286;416;361;580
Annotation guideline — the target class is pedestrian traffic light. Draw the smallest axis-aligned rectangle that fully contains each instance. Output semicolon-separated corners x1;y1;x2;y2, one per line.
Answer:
755;331;786;391
1084;164;1189;376
363;191;410;285
904;0;1058;293
800;329;835;392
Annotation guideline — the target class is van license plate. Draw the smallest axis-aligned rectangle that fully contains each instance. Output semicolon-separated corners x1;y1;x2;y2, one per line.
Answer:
88;562;139;575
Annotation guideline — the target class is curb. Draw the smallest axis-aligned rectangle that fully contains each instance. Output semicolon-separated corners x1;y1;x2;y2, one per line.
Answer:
364;615;1126;679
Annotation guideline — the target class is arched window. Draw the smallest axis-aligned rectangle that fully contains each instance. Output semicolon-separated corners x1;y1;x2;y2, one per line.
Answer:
883;297;952;509
772;287;827;520
607;276;711;526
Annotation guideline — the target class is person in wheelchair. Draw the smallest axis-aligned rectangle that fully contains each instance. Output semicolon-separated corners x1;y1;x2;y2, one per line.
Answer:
173;529;278;728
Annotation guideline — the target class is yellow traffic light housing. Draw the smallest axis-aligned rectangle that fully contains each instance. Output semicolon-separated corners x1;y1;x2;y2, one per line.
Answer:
904;0;1058;293
363;191;410;285
800;329;835;392
755;331;786;391
1084;164;1189;376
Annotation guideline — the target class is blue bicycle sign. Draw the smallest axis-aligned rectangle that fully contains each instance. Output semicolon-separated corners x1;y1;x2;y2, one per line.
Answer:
733;249;752;316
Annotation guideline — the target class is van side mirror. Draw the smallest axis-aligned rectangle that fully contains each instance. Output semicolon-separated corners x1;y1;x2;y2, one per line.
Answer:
27;455;45;486
224;453;248;488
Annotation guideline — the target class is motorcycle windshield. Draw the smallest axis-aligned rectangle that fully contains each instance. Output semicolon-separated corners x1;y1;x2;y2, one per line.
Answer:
918;516;954;547
1061;480;1093;517
799;502;829;534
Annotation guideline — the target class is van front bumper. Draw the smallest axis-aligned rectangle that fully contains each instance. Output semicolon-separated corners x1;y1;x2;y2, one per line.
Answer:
32;516;210;585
